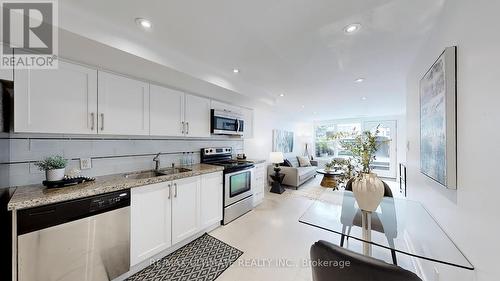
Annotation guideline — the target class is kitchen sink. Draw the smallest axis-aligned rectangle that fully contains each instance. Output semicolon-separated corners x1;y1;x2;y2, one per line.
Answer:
124;170;167;179
123;167;191;179
159;167;192;175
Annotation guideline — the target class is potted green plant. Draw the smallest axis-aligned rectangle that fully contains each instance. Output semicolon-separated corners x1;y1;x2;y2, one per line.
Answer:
35;155;68;182
324;161;334;171
330;158;357;186
330;126;387;211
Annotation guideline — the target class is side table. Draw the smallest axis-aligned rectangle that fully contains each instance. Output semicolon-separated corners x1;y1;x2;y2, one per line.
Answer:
270;173;285;194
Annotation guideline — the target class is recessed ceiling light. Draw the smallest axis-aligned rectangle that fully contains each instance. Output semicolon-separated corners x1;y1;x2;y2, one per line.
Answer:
355;78;365;83
233;68;240;73
313;111;317;114
135;18;152;29
344;23;361;34
279;93;285;97
301;105;305;108
361;96;367;101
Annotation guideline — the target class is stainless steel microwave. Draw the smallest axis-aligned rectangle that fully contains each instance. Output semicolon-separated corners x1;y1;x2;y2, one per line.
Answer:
211;109;244;136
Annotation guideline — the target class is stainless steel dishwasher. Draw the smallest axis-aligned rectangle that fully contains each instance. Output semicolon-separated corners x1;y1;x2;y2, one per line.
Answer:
17;190;130;281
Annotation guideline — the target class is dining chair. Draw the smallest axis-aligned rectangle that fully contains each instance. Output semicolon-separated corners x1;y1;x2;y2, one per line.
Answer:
310;240;422;281
340;179;398;265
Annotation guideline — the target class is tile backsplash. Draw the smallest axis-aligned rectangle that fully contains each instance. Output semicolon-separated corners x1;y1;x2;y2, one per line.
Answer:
1;136;244;187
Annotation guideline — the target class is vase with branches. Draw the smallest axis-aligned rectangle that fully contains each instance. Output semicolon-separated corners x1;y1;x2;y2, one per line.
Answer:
337;127;381;174
328;125;388;211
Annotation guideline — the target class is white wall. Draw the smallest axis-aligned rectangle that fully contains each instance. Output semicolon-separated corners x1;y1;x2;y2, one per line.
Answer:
244;107;313;162
406;0;500;280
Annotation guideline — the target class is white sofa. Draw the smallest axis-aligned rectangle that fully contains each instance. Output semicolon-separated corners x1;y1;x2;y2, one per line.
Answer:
268;156;318;189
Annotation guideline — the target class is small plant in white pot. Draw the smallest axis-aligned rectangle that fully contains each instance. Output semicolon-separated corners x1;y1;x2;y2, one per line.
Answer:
35;155;68;182
324;162;334;171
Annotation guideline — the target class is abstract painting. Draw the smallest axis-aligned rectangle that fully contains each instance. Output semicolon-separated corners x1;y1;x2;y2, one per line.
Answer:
420;46;457;189
272;129;294;153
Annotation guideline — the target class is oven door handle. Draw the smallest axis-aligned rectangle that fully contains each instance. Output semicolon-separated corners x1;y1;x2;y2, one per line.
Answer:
225;166;255;177
236;118;240;132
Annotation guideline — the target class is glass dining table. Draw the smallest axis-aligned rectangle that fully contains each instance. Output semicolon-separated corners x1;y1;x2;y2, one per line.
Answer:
299;190;474;270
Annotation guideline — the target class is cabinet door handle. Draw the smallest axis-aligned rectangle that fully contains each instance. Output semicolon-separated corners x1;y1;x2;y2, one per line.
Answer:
100;113;104;131
186;122;189;135
174;183;178;197
181;121;185;134
168;184;171;199
90;113;95;131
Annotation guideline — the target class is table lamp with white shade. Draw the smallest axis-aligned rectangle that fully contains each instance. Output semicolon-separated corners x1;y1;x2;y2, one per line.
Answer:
269;152;284;174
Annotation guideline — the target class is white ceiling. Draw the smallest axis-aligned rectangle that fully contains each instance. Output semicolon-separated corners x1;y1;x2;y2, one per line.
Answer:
59;0;445;121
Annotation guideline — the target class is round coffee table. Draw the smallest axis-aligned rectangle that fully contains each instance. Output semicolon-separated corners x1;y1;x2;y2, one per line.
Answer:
316;169;344;189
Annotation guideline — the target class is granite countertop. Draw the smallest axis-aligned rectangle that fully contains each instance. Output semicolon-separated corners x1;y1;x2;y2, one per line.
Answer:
8;164;223;211
246;159;266;164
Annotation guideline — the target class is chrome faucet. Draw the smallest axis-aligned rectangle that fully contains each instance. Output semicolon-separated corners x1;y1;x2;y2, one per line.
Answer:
153;153;161;171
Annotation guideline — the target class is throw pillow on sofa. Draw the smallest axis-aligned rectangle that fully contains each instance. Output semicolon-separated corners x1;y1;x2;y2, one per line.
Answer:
297;156;312;167
281;159;293;167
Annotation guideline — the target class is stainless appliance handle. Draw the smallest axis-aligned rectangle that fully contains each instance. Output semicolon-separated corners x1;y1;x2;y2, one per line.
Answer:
225;166;255;177
236;119;241;132
212;129;243;135
100;113;104;131
186;122;189;135
90;113;95;131
213;109;243;120
174;183;178;197
168;183;171;199
181;121;185;134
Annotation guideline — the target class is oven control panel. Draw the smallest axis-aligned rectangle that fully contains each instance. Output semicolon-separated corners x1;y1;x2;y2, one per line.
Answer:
203;147;231;155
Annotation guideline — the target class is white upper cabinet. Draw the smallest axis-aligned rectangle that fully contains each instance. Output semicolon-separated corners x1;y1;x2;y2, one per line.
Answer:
131;182;172;266
97;71;150;135
150;86;210;138
210;100;242;114
200;172;223;229
184;94;210;138
171;176;200;245
14;60;98;134
0;67;13;81
0;43;13;81
241;107;254;139
150;84;185;136
0;68;12;81
12;58;248;137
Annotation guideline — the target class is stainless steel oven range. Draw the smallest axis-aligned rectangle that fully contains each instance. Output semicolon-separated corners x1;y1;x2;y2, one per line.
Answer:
201;147;254;224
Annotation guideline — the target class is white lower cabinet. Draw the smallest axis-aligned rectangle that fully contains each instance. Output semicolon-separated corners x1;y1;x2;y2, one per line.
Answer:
131;172;222;266
130;181;172;266
253;163;266;206
200;172;223;229
171;176;200;245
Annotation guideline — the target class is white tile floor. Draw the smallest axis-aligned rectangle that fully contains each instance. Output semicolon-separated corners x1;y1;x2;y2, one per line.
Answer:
210;176;414;281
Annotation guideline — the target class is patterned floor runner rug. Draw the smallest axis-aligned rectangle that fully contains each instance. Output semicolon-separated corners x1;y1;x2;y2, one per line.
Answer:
127;233;243;281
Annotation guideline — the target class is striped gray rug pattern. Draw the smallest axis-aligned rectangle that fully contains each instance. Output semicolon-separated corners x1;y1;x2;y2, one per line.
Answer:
127;233;243;281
